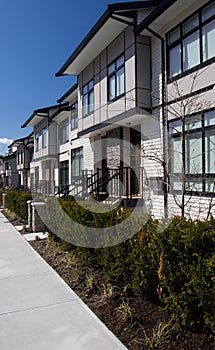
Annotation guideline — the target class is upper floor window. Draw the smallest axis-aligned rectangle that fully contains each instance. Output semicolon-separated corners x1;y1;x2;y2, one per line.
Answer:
167;1;215;78
6;162;12;171
169;109;215;193
82;80;94;117
59;118;69;145
20;151;24;164
71;101;78;130
42;128;47;148
108;55;125;101
35;133;39;151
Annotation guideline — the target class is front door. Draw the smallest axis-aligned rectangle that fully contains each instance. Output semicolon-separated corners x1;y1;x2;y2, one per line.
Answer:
130;125;141;195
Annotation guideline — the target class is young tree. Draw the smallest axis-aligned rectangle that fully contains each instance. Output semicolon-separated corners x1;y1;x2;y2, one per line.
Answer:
142;71;214;218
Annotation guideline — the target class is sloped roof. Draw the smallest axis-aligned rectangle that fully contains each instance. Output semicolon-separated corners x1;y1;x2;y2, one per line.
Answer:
55;1;159;76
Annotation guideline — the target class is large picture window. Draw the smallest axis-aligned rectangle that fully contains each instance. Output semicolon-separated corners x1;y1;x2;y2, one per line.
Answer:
82;80;94;117
169;110;215;193
108;55;125;101
167;1;215;78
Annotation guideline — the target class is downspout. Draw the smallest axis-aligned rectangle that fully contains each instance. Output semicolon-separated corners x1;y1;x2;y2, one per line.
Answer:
144;27;168;218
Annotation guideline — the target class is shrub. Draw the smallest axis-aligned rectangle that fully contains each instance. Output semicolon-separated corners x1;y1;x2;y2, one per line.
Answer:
45;197;215;336
0;189;3;206
5;190;32;221
155;217;215;335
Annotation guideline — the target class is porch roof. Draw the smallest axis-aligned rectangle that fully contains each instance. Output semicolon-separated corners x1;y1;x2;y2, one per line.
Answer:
8;132;34;148
21;103;69;128
57;83;78;104
78;107;151;138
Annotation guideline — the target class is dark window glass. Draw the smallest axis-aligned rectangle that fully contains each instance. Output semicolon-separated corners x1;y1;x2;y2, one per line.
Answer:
167;1;215;78
169;110;215;193
82;80;94;117
108;55;125;101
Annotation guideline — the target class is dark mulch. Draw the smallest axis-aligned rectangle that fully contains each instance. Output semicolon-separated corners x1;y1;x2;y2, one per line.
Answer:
29;239;215;350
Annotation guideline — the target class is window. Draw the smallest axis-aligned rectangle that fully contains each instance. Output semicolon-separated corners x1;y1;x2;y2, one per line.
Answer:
71;147;83;184
20;151;24;164
108;55;125;101
167;1;215;78
35;133;39;151
71;102;78;130
59;118;69;144
6;162;12;171
59;160;69;190
42;128;47;148
82;80;94;116
169;110;215;193
202;20;215;61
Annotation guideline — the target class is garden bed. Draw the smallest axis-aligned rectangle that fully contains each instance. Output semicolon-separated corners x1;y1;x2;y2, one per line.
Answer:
30;239;214;350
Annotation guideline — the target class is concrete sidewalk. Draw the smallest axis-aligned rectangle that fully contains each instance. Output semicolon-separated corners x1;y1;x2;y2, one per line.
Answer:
0;211;127;350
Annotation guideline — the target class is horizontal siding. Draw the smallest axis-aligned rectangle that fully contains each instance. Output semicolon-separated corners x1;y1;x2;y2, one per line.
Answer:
151;37;162;108
168;194;215;220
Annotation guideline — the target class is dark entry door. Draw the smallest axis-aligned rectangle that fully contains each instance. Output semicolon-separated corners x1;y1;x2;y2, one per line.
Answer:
130;125;141;195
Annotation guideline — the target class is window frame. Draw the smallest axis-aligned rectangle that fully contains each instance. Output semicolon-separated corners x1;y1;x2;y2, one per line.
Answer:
42;127;47;149
35;133;39;152
168;108;215;195
71;146;83;184
82;80;94;117
107;54;125;102
59;118;69;145
166;0;215;80
71;101;78;130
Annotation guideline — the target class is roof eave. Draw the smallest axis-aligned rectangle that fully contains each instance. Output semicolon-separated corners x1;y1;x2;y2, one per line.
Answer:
55;9;110;77
57;83;78;103
56;1;160;77
134;0;178;35
21;103;69;128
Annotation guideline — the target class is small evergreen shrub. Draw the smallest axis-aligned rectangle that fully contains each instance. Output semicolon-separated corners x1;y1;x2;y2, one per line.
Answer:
5;190;32;221
0;189;3;206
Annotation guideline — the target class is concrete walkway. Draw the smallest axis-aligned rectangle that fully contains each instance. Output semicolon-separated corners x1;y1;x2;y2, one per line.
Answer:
0;211;127;350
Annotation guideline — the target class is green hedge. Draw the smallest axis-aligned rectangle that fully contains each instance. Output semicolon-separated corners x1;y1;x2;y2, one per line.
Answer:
45;198;215;336
156;217;215;335
0;189;3;206
5;190;32;221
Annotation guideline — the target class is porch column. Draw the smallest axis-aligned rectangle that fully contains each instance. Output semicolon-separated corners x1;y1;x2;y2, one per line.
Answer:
31;202;46;232
2;193;6;209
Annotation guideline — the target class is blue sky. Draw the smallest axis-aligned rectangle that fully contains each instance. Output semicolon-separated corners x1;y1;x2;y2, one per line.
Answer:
0;0;136;154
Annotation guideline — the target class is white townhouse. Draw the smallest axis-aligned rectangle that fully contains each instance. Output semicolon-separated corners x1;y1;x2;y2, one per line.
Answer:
0;155;4;188
21;89;93;196
8;133;34;190
1;151;19;190
22;104;68;195
55;0;215;218
134;0;215;218
53;84;93;196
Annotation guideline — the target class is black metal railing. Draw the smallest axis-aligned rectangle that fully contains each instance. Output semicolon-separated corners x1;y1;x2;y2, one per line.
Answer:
31;180;55;196
87;166;144;200
55;169;93;198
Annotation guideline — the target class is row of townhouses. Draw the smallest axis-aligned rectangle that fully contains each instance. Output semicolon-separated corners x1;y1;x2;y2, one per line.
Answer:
1;0;215;219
